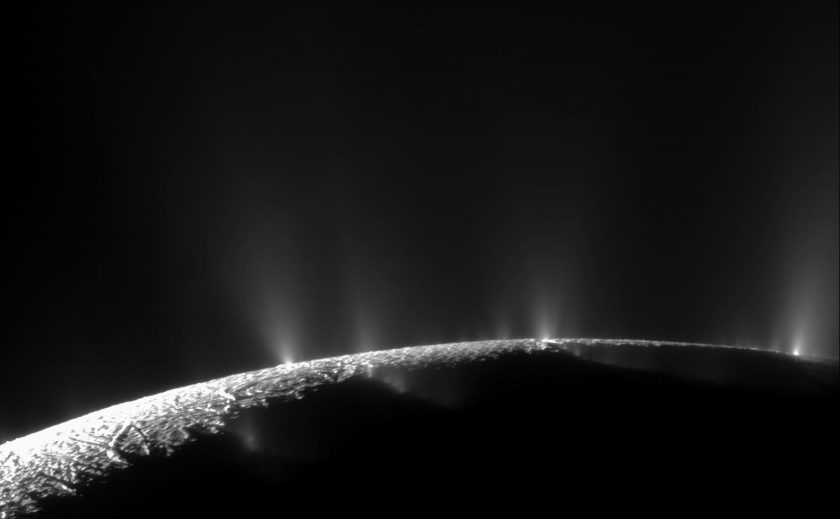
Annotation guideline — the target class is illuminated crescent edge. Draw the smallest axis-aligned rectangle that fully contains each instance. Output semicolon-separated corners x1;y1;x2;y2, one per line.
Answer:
0;338;796;517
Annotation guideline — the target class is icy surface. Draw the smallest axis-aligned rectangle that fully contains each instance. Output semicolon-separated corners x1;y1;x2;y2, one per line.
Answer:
0;338;812;517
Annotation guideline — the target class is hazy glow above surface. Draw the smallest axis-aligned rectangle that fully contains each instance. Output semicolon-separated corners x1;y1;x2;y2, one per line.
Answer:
3;0;839;464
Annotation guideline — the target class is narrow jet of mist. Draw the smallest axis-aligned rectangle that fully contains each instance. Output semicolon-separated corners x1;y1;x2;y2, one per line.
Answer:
2;0;836;445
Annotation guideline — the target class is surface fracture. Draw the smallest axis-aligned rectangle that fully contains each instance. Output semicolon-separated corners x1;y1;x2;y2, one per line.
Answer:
0;338;809;517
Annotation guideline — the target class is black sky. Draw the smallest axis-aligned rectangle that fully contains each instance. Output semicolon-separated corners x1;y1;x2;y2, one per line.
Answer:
3;1;838;439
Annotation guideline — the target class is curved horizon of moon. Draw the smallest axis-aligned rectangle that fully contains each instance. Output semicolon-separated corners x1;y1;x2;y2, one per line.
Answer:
1;338;836;518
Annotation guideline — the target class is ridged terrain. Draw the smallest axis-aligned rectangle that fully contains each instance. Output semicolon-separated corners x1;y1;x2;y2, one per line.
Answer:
0;338;835;518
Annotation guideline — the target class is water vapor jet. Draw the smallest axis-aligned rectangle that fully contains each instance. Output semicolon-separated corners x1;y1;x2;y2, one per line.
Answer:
3;337;835;517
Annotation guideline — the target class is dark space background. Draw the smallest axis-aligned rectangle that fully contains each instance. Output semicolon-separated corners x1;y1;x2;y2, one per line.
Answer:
2;1;838;440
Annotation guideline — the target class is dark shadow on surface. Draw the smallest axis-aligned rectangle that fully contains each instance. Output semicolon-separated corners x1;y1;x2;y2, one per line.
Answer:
31;349;839;517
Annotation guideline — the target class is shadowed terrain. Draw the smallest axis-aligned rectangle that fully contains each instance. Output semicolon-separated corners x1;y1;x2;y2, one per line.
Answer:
2;339;837;517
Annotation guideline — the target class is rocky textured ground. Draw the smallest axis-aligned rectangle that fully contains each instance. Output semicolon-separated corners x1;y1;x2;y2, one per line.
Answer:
1;338;837;518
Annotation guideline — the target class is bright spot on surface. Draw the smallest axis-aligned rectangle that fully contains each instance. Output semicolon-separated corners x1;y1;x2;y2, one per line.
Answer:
376;369;408;393
269;337;299;364
791;335;805;357
242;428;259;451
532;297;561;343
275;344;297;364
231;419;260;452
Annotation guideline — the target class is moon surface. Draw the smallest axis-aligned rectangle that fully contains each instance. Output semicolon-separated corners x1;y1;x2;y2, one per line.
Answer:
1;339;837;518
